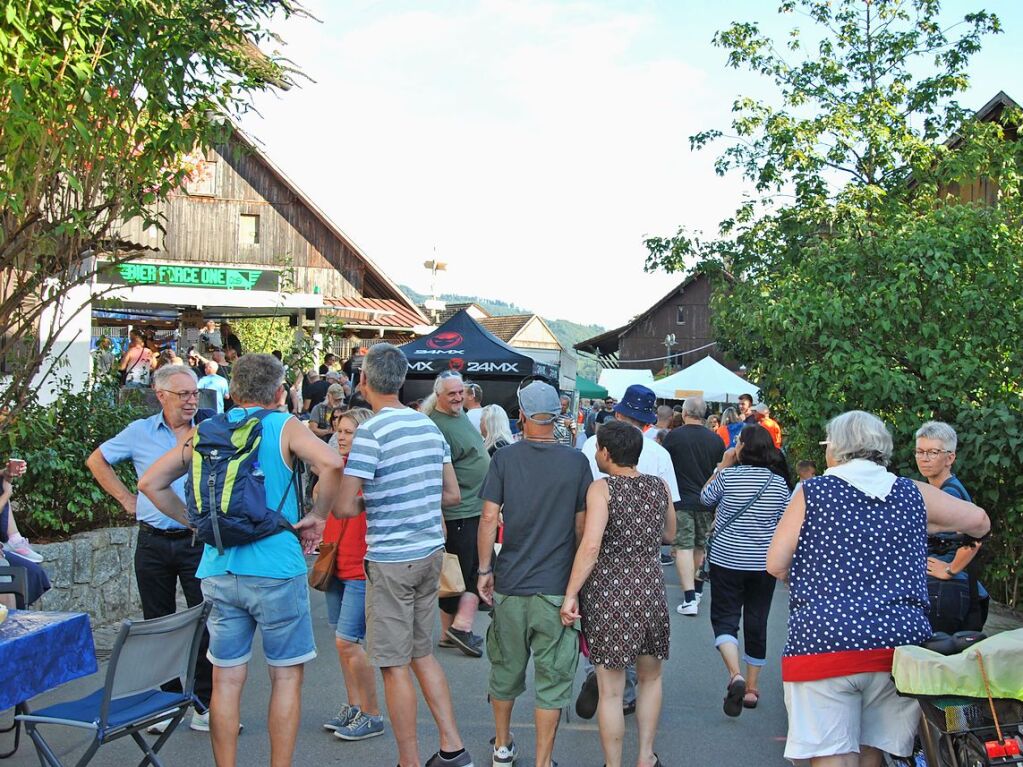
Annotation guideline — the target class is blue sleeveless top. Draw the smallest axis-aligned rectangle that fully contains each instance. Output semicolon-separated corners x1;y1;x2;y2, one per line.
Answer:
782;475;931;680
196;408;306;580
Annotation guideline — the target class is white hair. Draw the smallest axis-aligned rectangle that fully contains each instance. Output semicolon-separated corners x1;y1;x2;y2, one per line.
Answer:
481;404;513;452
826;410;893;466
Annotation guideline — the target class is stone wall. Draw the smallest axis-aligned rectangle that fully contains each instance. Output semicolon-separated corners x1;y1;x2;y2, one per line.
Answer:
32;526;141;624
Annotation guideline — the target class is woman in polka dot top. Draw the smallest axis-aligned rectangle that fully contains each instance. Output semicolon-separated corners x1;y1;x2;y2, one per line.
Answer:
767;410;990;766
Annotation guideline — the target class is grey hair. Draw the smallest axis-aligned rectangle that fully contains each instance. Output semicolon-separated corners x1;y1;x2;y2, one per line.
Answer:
205;360;219;373
481;404;513;452
363;343;408;395
153;364;197;390
656;405;674;421
229;354;285;406
681;396;707;419
465;382;483;403
432;370;463;395
825;410;893;467
916;421;957;452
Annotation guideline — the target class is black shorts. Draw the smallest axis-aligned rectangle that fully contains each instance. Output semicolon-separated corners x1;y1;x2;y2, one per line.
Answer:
439;515;481;614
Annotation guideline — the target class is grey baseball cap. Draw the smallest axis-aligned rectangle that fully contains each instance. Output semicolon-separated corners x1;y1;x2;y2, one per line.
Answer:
518;381;561;424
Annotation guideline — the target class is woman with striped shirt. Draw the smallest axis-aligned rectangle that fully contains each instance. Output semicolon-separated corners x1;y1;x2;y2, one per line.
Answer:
700;424;791;717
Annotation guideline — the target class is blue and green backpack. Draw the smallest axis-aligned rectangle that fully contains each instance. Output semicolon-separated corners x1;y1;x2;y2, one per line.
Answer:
186;408;298;554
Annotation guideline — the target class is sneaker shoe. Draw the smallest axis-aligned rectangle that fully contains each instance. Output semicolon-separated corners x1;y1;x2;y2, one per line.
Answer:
445;628;484;658
575;671;599;719
146;717;174;734
189;710;244;733
676;600;698;616
623;701;636;716
334;710;384;741
438;636;456;649
659;552;674;566
7;536;43;563
490;736;518;766
323;704;359;732
695;592;703;605
425;750;475;767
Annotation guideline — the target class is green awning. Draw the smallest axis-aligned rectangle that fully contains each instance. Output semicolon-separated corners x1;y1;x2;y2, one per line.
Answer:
576;375;608;399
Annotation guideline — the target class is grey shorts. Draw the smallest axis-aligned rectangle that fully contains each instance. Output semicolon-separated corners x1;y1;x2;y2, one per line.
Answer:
365;549;444;668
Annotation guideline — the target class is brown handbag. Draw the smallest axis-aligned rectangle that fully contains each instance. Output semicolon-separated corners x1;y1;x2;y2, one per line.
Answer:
308;540;339;592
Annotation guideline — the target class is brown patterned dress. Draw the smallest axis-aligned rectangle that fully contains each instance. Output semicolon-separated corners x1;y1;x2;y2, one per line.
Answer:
581;473;671;669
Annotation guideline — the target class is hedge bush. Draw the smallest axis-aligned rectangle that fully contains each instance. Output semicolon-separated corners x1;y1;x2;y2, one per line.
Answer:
0;380;148;539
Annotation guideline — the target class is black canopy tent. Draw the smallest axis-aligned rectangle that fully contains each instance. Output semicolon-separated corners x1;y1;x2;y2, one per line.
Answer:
397;309;558;413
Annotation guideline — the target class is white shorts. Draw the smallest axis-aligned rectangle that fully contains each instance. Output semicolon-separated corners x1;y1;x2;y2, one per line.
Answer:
783;672;920;763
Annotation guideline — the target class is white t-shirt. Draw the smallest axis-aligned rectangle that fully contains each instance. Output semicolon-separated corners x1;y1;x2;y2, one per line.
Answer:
581;432;681;504
466;407;483;432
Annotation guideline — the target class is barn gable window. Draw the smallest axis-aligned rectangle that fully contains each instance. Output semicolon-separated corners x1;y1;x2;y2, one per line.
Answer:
240;214;260;245
676;305;685;325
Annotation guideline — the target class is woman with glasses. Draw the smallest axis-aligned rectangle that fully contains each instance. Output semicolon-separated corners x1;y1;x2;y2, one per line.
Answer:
318;407;385;742
914;420;989;632
767;411;990;766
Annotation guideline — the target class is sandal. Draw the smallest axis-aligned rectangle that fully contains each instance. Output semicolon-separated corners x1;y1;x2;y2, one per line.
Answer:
723;674;746;717
743;688;760;709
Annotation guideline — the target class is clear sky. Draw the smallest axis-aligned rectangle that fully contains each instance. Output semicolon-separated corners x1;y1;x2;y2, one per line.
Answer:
240;1;1022;328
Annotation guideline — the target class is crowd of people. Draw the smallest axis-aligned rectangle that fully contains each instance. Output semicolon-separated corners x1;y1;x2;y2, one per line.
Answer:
0;337;995;767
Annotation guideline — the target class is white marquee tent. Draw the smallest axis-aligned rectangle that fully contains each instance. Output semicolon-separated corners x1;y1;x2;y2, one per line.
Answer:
650;356;760;403
597;368;656;400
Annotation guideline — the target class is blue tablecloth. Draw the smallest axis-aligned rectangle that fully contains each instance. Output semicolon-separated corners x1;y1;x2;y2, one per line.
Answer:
0;611;97;711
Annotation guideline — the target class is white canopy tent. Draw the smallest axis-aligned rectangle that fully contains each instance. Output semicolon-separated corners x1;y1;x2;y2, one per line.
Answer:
650;356;759;403
597;368;656;400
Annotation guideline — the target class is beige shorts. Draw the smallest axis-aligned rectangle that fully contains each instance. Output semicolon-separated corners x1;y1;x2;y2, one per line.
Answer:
783;672;920;763
365;549;444;668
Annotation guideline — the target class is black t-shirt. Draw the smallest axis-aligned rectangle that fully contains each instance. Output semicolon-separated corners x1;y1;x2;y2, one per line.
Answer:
662;424;725;511
303;379;330;412
479;441;591;596
595;409;615;424
222;332;243;357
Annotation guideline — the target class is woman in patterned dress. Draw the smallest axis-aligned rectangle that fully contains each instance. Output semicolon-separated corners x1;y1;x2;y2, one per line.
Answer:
561;421;675;767
767;410;990;766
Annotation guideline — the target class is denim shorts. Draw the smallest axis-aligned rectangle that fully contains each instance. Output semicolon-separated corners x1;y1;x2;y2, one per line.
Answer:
324;575;367;644
200;573;317;668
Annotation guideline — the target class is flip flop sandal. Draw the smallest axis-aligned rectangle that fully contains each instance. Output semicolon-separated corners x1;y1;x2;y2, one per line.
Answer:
723;674;746;717
743;689;760;709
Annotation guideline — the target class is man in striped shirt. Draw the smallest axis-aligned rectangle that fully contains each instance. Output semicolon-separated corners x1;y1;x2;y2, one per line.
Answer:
337;343;474;767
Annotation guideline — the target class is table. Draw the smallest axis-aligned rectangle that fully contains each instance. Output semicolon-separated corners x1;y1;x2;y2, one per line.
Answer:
0;611;97;758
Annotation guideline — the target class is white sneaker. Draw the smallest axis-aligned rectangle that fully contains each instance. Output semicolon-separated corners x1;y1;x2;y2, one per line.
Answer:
146;717;173;734
190;710;243;733
695;592;703;605
7;536;43;563
491;736;518;766
676;600;698;616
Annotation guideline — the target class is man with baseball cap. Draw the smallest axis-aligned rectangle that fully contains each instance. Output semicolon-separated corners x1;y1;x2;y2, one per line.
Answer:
477;381;592;767
575;383;681;719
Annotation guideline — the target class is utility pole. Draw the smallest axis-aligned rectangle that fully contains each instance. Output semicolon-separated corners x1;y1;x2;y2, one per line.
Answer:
664;333;676;375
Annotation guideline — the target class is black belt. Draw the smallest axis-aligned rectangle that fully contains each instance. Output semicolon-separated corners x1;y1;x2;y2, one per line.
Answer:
138;521;192;539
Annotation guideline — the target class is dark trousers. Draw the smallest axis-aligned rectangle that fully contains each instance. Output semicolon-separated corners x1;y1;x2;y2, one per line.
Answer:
709;564;777;664
135;528;212;708
439;516;481;615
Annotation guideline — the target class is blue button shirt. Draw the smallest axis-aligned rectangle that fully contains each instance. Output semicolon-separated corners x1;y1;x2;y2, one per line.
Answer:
99;411;192;530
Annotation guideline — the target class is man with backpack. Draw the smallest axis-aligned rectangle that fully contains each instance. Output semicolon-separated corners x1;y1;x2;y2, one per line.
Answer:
87;363;217;732
139;353;344;767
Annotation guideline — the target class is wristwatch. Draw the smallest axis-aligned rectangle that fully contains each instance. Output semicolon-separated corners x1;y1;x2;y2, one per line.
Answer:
945;566;955;577
477;566;493;576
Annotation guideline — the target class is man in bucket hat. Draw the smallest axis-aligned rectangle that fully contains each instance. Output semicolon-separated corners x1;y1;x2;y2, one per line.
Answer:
477;380;593;767
574;384;681;719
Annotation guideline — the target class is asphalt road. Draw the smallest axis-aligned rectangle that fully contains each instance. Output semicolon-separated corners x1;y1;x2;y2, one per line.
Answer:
3;564;793;767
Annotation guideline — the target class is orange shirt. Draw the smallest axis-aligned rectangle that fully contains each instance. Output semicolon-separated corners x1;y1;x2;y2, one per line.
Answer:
323;512;367;581
761;417;782;449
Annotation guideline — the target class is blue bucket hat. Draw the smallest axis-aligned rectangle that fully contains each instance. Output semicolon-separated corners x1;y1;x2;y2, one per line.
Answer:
612;384;657;425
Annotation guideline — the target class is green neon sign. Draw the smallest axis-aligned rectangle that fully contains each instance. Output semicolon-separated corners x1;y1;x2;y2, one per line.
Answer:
106;262;279;291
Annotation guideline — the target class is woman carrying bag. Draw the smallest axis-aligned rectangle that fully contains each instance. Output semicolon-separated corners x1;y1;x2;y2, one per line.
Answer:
313;408;385;742
699;424;791;717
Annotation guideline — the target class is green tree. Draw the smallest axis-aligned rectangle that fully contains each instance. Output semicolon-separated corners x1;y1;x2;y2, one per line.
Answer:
645;0;1023;605
1;0;305;417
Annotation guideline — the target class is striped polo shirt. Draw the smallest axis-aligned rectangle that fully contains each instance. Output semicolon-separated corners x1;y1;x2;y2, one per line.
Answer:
344;407;450;563
699;465;790;570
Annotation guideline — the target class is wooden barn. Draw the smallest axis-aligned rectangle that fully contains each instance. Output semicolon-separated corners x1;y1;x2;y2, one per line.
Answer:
574;272;736;375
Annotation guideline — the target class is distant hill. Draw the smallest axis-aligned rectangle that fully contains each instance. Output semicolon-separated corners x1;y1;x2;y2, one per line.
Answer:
399;285;605;355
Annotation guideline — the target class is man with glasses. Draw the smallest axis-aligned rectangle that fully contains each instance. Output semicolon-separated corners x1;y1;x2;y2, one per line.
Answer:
86;364;218;732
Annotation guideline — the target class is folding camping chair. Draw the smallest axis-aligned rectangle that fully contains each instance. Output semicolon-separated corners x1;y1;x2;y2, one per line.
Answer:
0;565;28;610
17;601;212;767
